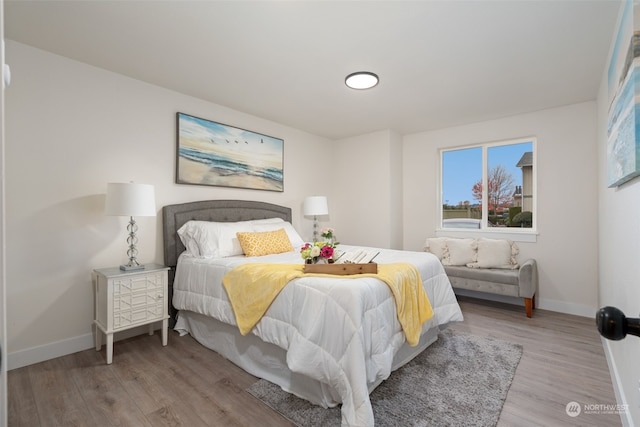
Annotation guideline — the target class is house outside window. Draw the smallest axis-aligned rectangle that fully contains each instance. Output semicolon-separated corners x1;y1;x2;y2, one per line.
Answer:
440;138;536;234
515;151;534;213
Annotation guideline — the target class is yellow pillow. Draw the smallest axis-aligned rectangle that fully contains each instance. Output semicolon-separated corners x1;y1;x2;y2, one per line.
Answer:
236;228;294;257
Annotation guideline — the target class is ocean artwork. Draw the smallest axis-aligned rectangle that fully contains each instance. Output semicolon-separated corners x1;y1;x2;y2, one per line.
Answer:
606;0;640;187
176;112;284;191
607;67;640;187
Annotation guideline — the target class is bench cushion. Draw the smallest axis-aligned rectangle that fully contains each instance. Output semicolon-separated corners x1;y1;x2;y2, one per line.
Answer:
444;265;519;286
444;265;520;297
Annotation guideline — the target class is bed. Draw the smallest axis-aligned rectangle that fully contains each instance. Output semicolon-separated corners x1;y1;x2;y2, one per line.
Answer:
163;200;463;426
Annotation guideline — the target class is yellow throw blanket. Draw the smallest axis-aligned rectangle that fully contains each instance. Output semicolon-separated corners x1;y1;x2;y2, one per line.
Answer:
222;262;434;346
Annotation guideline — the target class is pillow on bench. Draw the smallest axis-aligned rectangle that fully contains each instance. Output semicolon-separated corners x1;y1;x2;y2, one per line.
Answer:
424;237;519;270
443;238;477;266
468;238;519;270
423;237;448;262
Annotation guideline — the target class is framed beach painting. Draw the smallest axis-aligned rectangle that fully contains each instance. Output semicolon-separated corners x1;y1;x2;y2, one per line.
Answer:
606;0;640;188
176;112;284;192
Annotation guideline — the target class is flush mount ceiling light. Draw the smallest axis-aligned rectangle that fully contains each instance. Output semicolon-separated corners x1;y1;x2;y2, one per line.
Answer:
345;71;379;90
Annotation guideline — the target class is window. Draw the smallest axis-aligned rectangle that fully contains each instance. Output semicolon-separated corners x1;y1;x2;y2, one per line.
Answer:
440;138;535;232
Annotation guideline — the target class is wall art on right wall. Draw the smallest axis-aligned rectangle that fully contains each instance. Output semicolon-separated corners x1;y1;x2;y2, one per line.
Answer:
607;0;640;187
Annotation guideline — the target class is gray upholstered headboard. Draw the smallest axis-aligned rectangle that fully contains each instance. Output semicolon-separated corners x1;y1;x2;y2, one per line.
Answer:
162;199;292;268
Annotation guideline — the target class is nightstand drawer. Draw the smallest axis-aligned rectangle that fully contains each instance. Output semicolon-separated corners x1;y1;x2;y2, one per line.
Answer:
114;289;163;312
113;303;164;329
113;273;164;295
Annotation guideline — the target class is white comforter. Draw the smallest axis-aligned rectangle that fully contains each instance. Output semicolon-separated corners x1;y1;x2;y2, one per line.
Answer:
172;245;463;426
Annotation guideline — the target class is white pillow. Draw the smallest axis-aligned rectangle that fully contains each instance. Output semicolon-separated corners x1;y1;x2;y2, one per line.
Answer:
177;223;202;257
424;237;449;262
177;218;303;258
442;238;477;266
177;220;254;258
250;217;285;225
468;238;519;269
252;221;305;248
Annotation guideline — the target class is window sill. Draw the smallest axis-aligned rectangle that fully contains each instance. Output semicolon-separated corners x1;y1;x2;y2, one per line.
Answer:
435;228;538;243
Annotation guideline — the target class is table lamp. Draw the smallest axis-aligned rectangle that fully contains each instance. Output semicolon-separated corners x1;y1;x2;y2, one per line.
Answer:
105;182;156;270
303;196;328;242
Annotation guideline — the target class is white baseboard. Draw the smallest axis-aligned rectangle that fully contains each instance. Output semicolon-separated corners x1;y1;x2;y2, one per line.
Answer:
8;333;94;370
8;324;163;370
453;289;597;318
536;297;597;318
601;337;632;427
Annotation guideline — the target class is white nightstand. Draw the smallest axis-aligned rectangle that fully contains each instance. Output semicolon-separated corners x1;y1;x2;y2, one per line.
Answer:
93;263;170;364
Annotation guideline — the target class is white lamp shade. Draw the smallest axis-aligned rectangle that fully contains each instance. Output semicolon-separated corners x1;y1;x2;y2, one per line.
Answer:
105;183;156;217
303;196;329;216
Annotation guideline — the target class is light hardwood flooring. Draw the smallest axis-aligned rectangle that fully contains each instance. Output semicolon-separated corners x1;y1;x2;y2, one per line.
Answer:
453;296;622;427
8;296;622;426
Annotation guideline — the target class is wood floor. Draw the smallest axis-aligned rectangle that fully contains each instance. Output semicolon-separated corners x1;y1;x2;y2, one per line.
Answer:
8;296;622;426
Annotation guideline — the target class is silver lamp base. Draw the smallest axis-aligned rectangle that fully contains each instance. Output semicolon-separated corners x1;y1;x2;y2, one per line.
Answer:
119;216;145;271
120;263;145;271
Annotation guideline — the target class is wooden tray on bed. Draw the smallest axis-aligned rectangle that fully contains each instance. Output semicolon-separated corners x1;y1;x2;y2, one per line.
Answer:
303;262;378;275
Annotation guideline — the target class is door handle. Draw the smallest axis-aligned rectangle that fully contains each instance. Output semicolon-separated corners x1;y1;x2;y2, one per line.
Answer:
596;306;640;340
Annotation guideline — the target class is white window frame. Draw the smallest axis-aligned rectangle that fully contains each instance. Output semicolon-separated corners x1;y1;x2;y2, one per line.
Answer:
436;137;537;243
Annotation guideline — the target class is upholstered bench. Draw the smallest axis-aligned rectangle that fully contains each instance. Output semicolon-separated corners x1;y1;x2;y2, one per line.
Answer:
425;237;538;317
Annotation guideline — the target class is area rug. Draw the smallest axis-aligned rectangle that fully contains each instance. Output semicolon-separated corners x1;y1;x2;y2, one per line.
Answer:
247;329;522;426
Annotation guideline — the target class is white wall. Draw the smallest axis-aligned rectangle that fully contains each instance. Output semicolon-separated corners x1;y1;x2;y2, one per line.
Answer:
597;18;640;426
403;102;600;316
389;130;403;249
4;40;332;368
332;129;403;249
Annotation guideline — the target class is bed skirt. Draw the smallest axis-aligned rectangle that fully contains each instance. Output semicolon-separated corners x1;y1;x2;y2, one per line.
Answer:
175;310;440;408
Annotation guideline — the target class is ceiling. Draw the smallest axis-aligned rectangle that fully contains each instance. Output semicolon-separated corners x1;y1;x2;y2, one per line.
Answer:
5;0;622;140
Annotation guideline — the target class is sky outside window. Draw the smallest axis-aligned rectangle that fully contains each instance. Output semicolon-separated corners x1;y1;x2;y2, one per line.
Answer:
442;142;533;206
442;147;481;206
